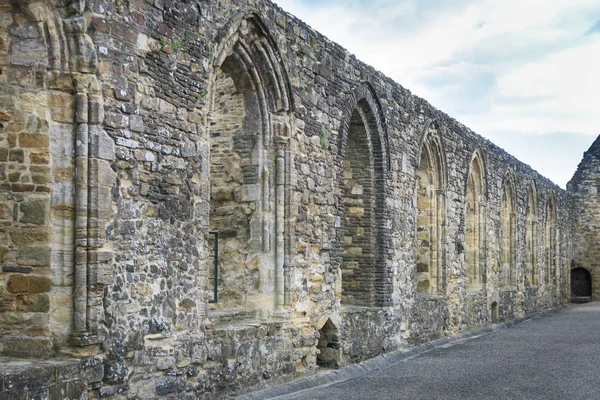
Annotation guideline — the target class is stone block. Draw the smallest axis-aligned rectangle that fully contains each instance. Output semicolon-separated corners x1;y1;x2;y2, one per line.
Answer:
25;115;48;133
34;186;50;193
0;147;8;161
0;109;14;122
19;200;47;225
348;207;365;216
68;380;87;399
53;167;74;181
57;362;83;381
32;174;49;184
344;247;363;255
1;336;52;359
104;111;128;129
30;166;50;175
16;246;51;267
9;149;24;162
18;133;49;148
130;114;145;132
89;126;115;161
0;202;11;220
155;376;184;396
89;159;116;187
8;172;20;182
83;358;104;384
10;37;48;67
3;364;55;392
11;183;35;192
49;92;74;123
48;382;69;399
178;298;195;311
16;293;50;312
6;274;51;293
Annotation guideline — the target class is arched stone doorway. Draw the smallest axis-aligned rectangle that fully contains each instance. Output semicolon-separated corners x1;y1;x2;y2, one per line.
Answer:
571;267;592;303
316;318;341;368
491;301;499;323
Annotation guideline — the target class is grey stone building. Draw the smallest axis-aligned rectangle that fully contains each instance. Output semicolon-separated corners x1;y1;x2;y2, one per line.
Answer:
0;0;591;398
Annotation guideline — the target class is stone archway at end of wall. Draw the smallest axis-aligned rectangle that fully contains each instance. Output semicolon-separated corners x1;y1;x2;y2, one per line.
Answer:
571;267;592;303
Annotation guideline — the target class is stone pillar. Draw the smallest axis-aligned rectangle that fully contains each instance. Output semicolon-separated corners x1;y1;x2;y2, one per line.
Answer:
436;189;446;293
275;136;289;308
63;6;111;347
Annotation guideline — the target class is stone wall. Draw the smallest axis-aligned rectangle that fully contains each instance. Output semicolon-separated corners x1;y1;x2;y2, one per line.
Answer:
568;137;600;299
0;0;576;398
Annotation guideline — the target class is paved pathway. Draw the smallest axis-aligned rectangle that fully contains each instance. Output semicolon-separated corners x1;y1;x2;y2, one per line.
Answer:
281;302;600;400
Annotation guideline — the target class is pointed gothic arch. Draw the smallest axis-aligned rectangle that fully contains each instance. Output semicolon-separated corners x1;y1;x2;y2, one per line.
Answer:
526;182;538;286
206;13;294;311
465;149;487;291
213;12;294;114
336;82;391;307
500;168;517;286
415;119;447;294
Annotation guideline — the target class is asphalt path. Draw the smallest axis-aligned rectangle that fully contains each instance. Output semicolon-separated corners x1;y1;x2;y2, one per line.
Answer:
282;302;600;400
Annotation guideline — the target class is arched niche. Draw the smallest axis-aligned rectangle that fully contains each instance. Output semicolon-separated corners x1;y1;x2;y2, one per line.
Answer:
465;150;487;291
206;13;294;313
316;318;341;368
500;169;517;287
526;182;538;286
337;82;390;307
415;120;447;294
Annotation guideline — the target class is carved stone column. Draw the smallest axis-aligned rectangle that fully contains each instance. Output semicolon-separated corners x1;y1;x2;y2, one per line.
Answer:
275;135;289;308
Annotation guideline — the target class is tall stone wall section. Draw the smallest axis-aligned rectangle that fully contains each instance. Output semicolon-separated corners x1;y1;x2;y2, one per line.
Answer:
0;0;575;398
568;137;600;299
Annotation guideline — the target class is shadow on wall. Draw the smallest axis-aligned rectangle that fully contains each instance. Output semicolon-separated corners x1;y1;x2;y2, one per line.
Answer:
571;267;592;303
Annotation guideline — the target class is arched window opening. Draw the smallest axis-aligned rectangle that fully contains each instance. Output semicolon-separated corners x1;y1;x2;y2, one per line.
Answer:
206;16;293;312
526;185;538;286
208;55;267;310
546;196;557;285
416;124;446;294
500;173;516;287
465;152;486;291
341;108;377;306
337;85;389;307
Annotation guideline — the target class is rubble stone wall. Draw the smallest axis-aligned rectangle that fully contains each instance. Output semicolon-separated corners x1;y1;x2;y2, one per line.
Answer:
568;137;600;299
0;0;577;398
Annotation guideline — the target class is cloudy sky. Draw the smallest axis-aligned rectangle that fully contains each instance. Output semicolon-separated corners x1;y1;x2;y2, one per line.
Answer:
274;0;600;188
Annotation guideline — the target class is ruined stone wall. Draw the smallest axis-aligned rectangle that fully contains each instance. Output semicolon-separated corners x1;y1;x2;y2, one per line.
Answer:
0;0;86;358
0;0;576;398
568;137;600;299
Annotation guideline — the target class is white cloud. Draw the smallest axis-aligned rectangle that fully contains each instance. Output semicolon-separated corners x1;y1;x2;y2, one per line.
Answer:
274;0;600;186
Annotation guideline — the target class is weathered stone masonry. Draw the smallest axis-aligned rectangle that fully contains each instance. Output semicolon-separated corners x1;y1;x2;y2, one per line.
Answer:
569;137;600;301
0;0;585;398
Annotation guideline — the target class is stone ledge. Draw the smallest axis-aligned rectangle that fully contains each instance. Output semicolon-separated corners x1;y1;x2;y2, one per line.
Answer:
571;296;592;303
0;358;86;399
414;292;446;302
